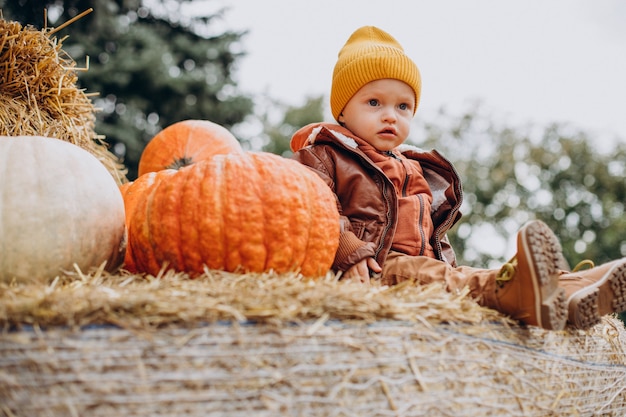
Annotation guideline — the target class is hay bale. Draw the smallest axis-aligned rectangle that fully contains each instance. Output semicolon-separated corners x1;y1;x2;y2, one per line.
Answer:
3;320;626;416
0;17;126;184
1;269;625;416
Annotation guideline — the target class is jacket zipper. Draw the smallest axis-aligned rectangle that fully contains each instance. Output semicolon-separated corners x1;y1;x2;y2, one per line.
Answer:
417;194;426;256
388;150;427;256
430;149;463;261
375;178;394;261
325;136;462;264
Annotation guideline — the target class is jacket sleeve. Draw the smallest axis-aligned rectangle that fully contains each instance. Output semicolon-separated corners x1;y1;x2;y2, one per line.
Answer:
292;147;375;271
334;230;376;271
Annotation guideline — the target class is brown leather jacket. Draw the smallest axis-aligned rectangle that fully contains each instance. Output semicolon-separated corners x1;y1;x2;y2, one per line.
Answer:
291;123;464;272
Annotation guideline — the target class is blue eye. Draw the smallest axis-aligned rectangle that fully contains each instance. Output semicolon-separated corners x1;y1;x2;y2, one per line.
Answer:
399;103;408;111
368;99;379;106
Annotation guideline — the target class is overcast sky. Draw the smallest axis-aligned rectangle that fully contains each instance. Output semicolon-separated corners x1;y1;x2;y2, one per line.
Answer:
196;0;626;149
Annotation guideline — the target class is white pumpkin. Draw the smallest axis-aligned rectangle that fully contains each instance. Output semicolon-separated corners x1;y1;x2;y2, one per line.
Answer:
0;136;125;283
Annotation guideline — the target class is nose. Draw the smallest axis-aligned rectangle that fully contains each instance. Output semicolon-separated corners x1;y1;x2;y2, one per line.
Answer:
381;106;397;123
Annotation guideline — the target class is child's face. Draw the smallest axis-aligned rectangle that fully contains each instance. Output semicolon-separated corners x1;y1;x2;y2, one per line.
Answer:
338;79;415;152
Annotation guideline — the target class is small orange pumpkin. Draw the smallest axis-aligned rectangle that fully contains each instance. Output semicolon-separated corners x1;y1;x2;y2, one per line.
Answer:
137;119;243;176
127;152;339;278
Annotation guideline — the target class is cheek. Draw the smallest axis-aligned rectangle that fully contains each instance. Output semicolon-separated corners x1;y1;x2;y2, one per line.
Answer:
399;116;412;132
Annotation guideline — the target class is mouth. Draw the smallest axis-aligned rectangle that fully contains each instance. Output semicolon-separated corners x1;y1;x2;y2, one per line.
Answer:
379;128;396;136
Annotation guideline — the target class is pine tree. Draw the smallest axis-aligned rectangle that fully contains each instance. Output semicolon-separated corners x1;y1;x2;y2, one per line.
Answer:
2;0;253;179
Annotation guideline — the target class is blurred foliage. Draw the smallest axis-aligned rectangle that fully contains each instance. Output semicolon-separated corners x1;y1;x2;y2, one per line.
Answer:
1;0;253;180
229;94;324;157
412;105;626;271
260;95;325;157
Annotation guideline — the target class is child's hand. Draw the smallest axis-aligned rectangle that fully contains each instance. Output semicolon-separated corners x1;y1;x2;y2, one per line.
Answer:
342;257;382;285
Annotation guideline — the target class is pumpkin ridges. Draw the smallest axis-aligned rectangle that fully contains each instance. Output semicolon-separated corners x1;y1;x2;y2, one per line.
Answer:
194;159;227;272
120;171;168;272
251;153;307;272
119;173;157;228
127;150;339;278
137;184;164;275
253;152;339;276
150;170;187;272
137;120;243;176
222;154;267;272
126;180;152;274
118;182;137;272
299;173;341;276
122;232;137;273
178;162;211;273
281;157;317;272
128;170;177;275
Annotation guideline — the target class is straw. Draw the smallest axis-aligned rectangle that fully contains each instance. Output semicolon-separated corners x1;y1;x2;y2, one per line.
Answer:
0;16;127;183
0;267;507;330
1;267;625;416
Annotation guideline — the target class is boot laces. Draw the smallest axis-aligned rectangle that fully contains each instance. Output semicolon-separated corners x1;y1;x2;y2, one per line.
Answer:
572;259;594;272
497;256;517;287
496;257;593;287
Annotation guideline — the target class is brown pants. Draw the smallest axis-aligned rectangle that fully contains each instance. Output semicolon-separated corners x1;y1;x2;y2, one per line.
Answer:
381;251;499;307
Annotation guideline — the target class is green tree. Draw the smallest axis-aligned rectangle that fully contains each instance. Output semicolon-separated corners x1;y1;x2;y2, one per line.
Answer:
412;105;626;270
2;0;253;180
241;94;324;157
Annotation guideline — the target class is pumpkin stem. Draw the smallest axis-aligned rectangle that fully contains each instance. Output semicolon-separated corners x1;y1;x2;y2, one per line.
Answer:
166;157;194;170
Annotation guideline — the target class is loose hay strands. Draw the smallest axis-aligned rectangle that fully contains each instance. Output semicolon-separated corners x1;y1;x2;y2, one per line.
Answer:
0;15;126;183
0;267;506;331
1;268;626;416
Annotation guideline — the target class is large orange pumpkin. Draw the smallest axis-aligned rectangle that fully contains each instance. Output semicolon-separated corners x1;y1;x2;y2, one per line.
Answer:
127;152;339;278
0;136;126;283
119;170;177;272
137;119;243;176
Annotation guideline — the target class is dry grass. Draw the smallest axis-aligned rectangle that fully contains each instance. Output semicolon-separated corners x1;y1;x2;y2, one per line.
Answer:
0;265;507;331
0;17;126;183
1;267;626;416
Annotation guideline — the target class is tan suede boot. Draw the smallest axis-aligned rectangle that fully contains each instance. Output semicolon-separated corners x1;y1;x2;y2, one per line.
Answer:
559;258;626;329
492;220;568;330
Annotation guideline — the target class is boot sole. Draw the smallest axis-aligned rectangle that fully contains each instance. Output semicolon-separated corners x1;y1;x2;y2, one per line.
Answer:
566;260;626;329
519;221;568;330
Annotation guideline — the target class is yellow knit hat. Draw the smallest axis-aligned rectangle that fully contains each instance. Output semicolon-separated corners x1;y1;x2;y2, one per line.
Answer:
330;26;421;121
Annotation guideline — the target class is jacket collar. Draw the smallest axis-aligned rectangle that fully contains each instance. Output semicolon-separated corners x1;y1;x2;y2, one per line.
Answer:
290;122;359;151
